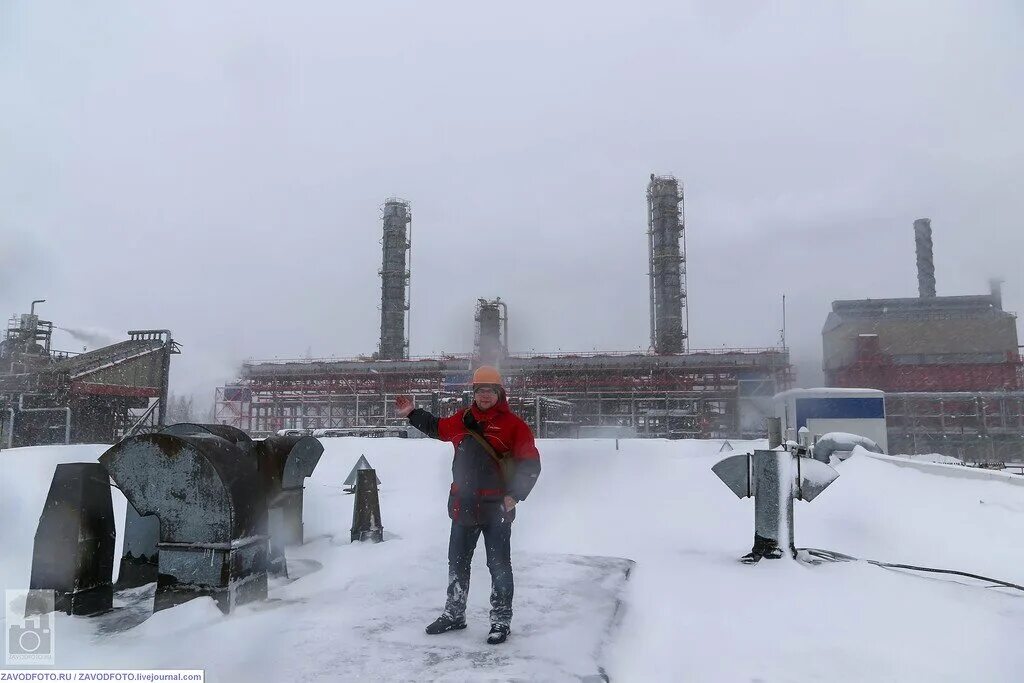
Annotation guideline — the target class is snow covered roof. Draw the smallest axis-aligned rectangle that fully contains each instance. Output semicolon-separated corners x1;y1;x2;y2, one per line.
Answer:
1;438;1020;680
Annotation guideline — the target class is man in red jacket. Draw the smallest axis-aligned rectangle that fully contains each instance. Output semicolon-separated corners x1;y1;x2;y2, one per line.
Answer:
395;365;541;645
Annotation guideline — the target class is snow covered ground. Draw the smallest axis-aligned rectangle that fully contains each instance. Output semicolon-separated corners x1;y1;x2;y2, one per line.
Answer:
1;438;1022;681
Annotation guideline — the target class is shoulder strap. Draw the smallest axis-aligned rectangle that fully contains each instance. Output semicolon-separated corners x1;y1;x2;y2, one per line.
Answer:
464;414;508;484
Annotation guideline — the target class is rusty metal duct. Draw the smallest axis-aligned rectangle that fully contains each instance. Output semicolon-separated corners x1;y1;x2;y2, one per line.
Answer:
913;218;936;298
647;174;688;353
160;424;322;568
379;198;412;360
100;431;268;613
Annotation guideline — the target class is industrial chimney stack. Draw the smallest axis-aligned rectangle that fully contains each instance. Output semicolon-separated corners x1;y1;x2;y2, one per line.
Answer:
378;198;412;360
647;174;688;353
989;278;1004;310
913;218;936;298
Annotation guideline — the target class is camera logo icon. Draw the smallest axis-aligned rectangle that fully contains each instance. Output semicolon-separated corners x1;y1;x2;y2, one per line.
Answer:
9;615;51;654
5;589;56;665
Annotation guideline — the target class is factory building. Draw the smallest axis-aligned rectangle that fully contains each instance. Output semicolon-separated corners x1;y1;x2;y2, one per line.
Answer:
0;303;179;447
823;218;1023;463
215;177;792;439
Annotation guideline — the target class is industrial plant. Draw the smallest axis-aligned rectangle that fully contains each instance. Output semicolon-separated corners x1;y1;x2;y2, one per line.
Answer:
4;175;1019;464
824;218;1023;462
214;174;793;440
0;302;179;447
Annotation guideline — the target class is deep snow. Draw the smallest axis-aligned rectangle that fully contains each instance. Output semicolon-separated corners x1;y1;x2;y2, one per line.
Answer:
1;438;1022;681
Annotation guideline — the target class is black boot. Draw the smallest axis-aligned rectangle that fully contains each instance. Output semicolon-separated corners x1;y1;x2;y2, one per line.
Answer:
425;614;466;635
740;533;778;563
486;623;509;645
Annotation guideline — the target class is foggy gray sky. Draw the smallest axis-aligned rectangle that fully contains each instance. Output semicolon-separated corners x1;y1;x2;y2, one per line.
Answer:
2;1;1022;402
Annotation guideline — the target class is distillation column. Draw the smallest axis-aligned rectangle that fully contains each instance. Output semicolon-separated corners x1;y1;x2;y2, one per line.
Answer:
378;199;412;360
647;175;687;353
474;298;508;366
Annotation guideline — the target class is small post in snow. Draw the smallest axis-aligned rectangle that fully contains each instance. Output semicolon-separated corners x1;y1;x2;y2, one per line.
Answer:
351;469;384;543
711;419;839;564
767;417;783;449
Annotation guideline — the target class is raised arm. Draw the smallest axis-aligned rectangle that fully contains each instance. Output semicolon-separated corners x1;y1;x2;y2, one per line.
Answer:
395;396;463;442
408;408;441;439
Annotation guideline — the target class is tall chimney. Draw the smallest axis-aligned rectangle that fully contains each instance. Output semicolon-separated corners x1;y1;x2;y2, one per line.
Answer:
989;278;1004;310
647;174;688;353
378;198;412;359
913;218;936;298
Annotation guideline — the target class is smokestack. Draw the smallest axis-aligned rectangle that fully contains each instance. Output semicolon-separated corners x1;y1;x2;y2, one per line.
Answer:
647;174;688;354
378;198;411;360
989;278;1004;310
913;218;936;298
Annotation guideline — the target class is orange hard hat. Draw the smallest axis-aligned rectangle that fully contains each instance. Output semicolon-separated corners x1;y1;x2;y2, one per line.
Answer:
472;365;502;386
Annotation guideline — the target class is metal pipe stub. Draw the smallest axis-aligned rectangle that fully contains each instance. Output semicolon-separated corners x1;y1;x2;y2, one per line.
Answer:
351;469;384;543
751;450;795;560
767;417;783;449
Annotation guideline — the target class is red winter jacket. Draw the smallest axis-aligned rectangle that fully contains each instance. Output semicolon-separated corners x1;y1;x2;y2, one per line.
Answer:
408;396;541;525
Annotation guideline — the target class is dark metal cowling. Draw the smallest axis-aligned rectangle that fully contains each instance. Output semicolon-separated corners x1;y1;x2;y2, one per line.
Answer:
254;434;323;575
28;462;115;616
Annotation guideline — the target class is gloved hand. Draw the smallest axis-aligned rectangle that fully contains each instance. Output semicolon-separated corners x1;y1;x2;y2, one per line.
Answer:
394;396;414;418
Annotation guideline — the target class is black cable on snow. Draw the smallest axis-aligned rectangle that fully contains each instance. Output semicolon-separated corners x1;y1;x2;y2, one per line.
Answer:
866;561;1024;592
798;547;1024;593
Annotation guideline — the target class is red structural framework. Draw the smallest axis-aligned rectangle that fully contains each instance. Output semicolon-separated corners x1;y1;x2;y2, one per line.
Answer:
215;347;793;439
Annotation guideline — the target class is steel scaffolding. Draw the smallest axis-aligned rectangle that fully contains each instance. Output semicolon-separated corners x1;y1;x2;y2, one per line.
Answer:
885;391;1024;464
213;348;792;439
